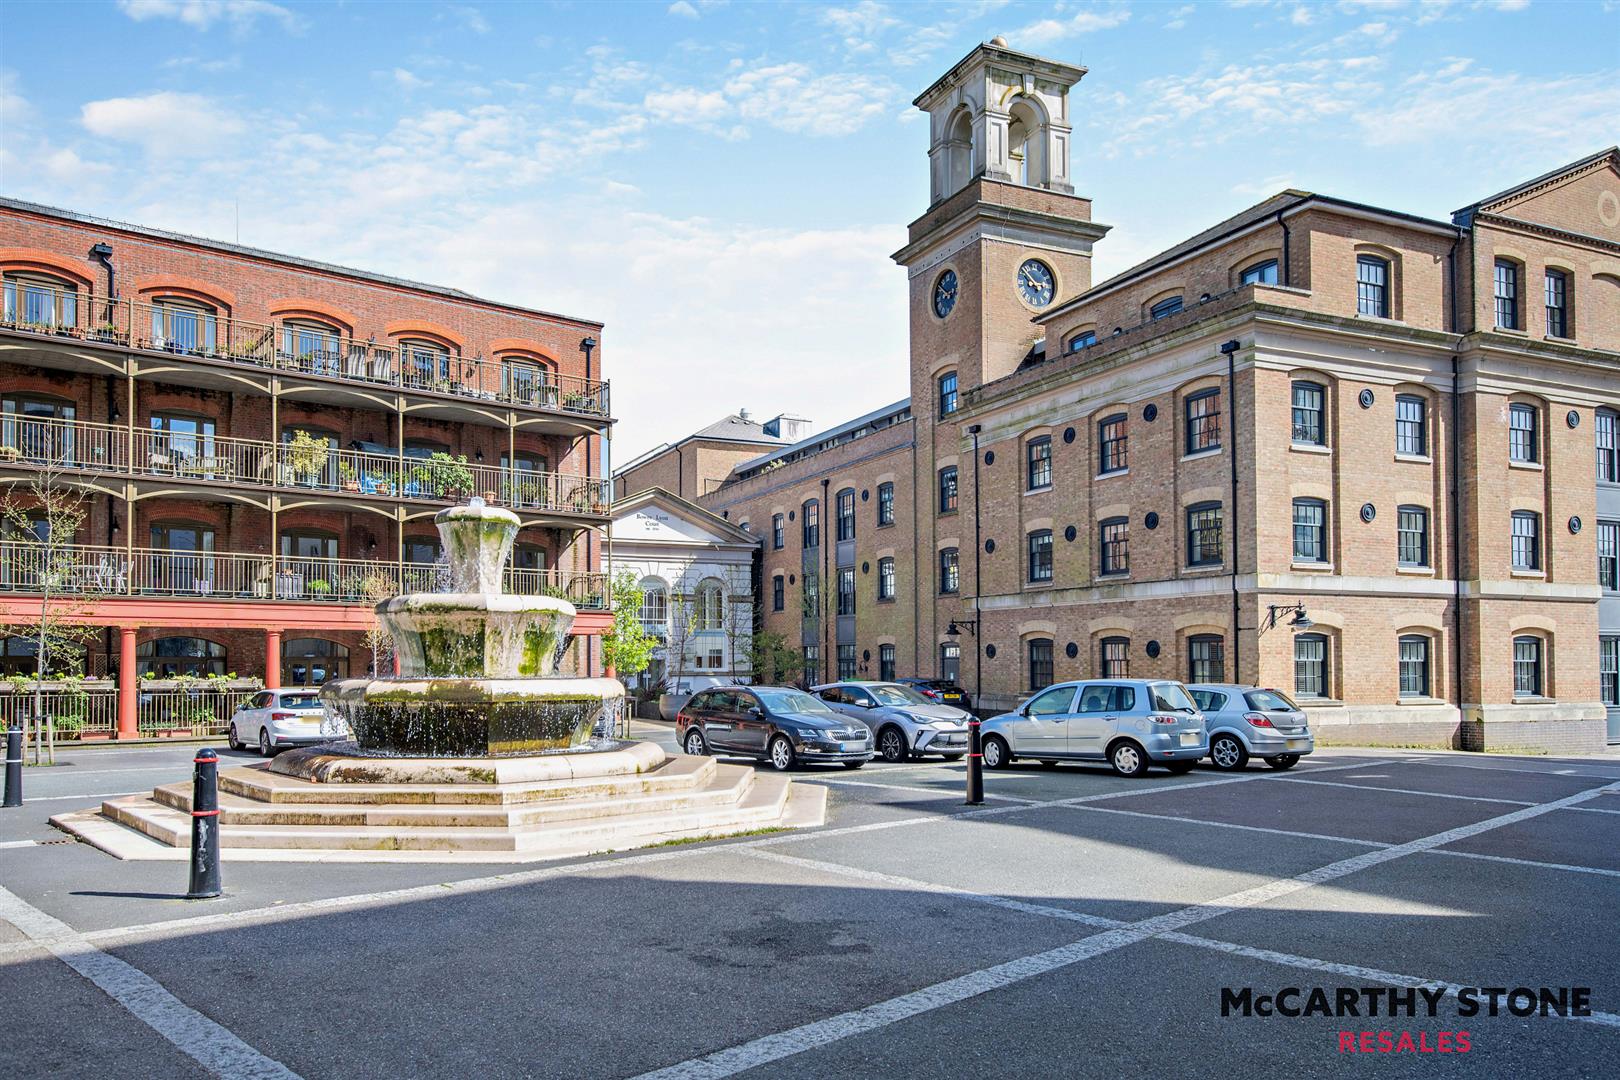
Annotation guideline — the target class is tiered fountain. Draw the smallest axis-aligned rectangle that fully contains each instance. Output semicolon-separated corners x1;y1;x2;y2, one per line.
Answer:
56;501;825;862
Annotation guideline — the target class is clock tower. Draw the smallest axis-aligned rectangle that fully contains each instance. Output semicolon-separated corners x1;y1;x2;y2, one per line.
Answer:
891;36;1109;690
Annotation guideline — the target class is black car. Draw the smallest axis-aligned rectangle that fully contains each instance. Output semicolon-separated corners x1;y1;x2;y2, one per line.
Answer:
896;678;969;708
676;686;874;771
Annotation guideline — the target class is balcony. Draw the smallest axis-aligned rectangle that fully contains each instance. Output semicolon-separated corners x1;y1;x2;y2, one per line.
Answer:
0;541;610;609
0;285;610;420
0;416;611;518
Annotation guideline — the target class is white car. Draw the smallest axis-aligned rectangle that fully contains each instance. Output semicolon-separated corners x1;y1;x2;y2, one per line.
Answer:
227;688;346;756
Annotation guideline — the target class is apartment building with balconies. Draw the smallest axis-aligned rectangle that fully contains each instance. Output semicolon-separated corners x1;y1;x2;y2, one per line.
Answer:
0;197;613;739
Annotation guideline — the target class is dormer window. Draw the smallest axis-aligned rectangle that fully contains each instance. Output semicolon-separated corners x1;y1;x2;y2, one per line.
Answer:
1149;295;1183;320
1066;329;1097;353
1240;260;1278;286
2;272;77;329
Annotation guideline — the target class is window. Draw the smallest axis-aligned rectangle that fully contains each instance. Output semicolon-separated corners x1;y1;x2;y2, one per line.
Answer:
1294;633;1328;699
1511;511;1540;571
502;357;551;405
1026;436;1052;490
1494;259;1519;330
1512;636;1543;698
1597;410;1617;483
1398;635;1430;698
150;522;215;593
837;567;855;616
802;500;819;547
878;557;896;600
1;393;75;464
281;319;342;374
1356;255;1389;318
1240;259;1278;286
632;582;666;638
1185;389;1220;454
1395;394;1426;456
1186;503;1223;567
771;575;785;612
1545;269;1570;338
1601;637;1618;707
1509;404;1538;463
401;339;452;387
1149;295;1183;320
880;644;896;682
836;488;855;541
151;297;218;355
838;644;857;680
1291;381;1325;445
695;581;724;630
1398;506;1430;568
1292;499;1327;563
1028;638;1054;691
772;514;785;550
1188;635;1224;683
136;637;226;678
938;548;959;594
940;642;960;683
803;645;820;686
403;537;442;565
1027;530;1053;583
877;482;895;525
1100;637;1129;679
1100;518;1128;575
938;466;958;514
1098;414;1127;473
1067;329;1096;353
1598;521;1617;591
2;272;77;329
282;638;350;686
803;570;819;615
938;371;958;418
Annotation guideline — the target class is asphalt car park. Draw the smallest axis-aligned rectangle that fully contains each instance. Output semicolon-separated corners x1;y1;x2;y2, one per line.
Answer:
2;733;1618;1078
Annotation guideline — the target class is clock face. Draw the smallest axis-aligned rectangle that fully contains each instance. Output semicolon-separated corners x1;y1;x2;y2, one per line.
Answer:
1017;259;1055;308
932;269;958;318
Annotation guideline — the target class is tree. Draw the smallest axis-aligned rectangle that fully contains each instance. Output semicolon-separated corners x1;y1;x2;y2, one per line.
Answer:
720;566;756;684
0;465;99;764
663;590;695;685
747;631;803;687
357;570;397;676
602;571;656;683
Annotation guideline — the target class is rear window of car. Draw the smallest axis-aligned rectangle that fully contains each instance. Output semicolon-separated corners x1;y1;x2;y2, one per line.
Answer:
1189;689;1225;712
1245;689;1299;712
280;694;321;710
1149;683;1197;713
688;691;715;710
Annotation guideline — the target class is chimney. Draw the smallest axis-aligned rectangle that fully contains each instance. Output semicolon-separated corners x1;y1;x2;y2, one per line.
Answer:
763;414;812;442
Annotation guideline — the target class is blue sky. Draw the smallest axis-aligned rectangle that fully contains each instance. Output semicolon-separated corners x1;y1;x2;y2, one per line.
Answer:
2;0;1616;463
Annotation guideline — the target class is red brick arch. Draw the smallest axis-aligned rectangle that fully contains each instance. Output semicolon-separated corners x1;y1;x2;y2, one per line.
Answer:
489;337;559;366
135;275;236;314
0;248;96;289
385;319;463;351
268;298;356;337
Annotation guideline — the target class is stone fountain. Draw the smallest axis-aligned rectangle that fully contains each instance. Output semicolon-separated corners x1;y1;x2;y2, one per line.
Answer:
54;501;826;862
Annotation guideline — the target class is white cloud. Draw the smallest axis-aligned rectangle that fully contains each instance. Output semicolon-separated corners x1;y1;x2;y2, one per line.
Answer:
644;60;897;138
1365;67;1620;148
79;91;245;156
116;0;301;33
668;1;699;17
643;86;731;124
445;5;490;33
1012;7;1130;46
0;70;29;128
392;68;429;91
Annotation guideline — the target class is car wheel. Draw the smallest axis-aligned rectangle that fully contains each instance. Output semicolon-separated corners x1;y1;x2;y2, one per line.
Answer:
258;728;274;757
1265;754;1300;771
683;729;707;756
1165;761;1196;775
766;734;796;772
842;760;867;770
982;734;1010;770
1209;734;1249;771
227;724;242;752
877;726;908;763
1109;740;1149;778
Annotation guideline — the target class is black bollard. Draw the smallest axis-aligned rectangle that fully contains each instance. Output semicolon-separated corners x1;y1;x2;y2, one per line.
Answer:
964;716;984;806
2;726;21;809
186;748;222;899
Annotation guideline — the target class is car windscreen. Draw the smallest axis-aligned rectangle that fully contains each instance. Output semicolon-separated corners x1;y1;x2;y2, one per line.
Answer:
869;684;931;706
280;695;322;710
1245;689;1300;712
1189;689;1225;712
1149;682;1198;713
755;689;837;716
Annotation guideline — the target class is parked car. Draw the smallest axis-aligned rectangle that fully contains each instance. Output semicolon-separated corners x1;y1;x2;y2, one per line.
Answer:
980;679;1207;777
676;685;874;771
895;678;970;708
227;688;347;756
1186;684;1313;771
811;681;971;762
658;676;732;721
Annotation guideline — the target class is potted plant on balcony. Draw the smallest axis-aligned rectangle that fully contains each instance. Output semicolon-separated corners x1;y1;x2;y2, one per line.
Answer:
562;390;592;411
308;578;331;597
286;430;330;486
338;461;360;492
0;445;20;462
93;323;119;344
409;452;474;500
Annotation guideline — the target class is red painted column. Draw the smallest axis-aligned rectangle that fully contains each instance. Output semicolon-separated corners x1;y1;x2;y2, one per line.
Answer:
116;628;137;740
264;628;282;689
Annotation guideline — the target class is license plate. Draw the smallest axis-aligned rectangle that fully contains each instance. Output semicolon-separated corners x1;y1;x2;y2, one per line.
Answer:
1287;738;1307;750
840;742;854;751
1178;731;1200;746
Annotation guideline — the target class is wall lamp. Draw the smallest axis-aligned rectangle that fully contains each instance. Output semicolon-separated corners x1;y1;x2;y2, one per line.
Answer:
946;619;977;637
1219;339;1241;356
1261;604;1313;634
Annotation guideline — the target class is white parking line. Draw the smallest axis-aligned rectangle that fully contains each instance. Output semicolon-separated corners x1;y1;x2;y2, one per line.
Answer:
1065;803;1392;848
0;885;303;1078
1397;758;1620;781
1567;805;1620;816
806;777;1040;803
0;840;37;849
1423;848;1620;879
1272;776;1535;806
626;778;1620;1080
24;790;145;803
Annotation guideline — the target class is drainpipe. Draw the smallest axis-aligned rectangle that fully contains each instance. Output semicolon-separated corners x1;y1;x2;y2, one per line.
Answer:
1220;340;1242;678
1447;226;1465;731
90;242;115;320
1276;210;1292;288
821;476;830;680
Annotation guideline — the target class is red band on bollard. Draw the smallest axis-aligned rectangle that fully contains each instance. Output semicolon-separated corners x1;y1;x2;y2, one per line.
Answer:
191;809;220;818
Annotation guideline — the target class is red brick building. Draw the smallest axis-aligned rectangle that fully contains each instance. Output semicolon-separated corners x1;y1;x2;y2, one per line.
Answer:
0;197;612;738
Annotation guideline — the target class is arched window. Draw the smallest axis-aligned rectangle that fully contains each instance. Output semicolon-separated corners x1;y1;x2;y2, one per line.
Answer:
802;499;820;547
836;488;856;541
2;271;78;329
1291;380;1326;445
2;393;76;464
1596;408;1616;483
945;107;973;193
1509;403;1539;463
502;355;554;406
1100;636;1129;678
1512;635;1544;698
1028;637;1054;691
694;580;724;631
1544;269;1571;338
136;637;226;677
280;318;342;375
1188;635;1224;683
1493;258;1521;330
401;338;453;389
0;636;86;677
639;580;668;637
150;296;218;355
939;641;961;683
1005;97;1047;187
1240;260;1278;286
877;557;896;600
1397;635;1430;698
1149;295;1184;320
1293;633;1328;700
282;638;349;687
1356;255;1390;318
938;371;959;417
1066;329;1097;354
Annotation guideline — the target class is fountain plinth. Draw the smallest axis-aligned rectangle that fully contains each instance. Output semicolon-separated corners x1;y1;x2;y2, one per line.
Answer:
319;499;624;757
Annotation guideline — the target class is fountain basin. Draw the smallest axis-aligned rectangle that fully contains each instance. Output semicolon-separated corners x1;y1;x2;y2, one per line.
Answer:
322;676;625;758
380;593;575;679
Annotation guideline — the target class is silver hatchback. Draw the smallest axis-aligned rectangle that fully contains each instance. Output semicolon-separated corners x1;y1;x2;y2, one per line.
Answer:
1186;684;1314;771
811;681;972;762
980;679;1208;777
